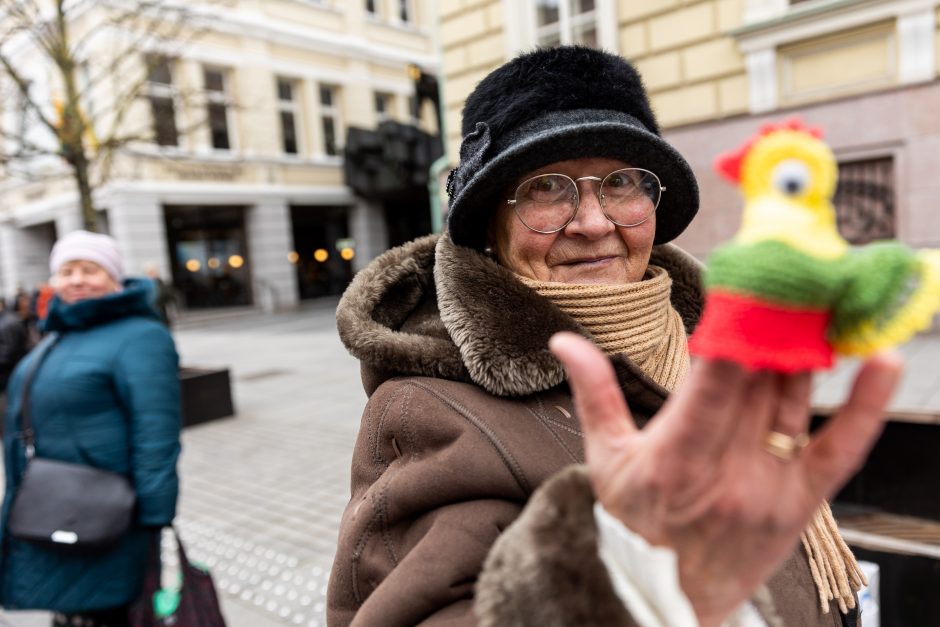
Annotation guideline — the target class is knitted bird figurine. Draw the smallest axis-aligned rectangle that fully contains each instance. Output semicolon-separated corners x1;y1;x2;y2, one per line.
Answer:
688;119;940;372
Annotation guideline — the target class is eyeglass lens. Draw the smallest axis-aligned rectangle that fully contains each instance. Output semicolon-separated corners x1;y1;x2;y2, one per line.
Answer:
513;168;661;233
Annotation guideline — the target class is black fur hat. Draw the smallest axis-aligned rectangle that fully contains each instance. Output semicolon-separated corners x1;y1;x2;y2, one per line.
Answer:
446;46;699;250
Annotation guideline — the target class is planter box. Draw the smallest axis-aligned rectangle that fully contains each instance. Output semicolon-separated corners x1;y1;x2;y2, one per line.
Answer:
179;367;235;427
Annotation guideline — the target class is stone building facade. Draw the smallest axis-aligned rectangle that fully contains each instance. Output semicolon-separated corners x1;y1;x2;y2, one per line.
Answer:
439;0;940;257
0;0;439;309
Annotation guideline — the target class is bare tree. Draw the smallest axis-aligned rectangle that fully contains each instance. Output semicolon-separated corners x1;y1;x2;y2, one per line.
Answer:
0;0;225;230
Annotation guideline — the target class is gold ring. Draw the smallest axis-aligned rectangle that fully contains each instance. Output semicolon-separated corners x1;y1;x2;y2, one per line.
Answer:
763;431;810;461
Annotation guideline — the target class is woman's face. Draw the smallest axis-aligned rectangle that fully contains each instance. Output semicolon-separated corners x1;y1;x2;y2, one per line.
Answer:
54;260;120;304
492;158;657;284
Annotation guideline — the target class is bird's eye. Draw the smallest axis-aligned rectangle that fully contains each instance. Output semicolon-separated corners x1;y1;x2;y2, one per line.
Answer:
772;160;811;196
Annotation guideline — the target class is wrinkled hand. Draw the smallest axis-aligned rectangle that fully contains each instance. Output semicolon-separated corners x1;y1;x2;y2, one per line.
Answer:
549;333;901;627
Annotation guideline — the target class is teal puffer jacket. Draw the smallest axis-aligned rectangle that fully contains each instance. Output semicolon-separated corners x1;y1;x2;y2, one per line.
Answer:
0;278;181;612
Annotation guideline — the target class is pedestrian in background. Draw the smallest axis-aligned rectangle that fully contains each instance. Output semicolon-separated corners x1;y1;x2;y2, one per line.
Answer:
329;46;897;626
144;263;177;327
0;230;182;627
12;290;39;350
0;300;28;429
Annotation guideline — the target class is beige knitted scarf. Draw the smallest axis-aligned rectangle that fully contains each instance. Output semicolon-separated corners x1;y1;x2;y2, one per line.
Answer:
521;266;865;616
519;265;690;391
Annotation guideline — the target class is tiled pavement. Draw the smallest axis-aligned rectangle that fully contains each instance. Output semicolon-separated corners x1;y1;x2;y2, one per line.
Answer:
1;299;366;627
3;299;940;627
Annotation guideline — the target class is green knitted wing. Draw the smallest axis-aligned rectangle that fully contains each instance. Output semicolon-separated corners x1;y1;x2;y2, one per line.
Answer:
830;242;940;355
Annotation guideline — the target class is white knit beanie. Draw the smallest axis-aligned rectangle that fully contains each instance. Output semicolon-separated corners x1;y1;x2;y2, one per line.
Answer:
49;230;125;283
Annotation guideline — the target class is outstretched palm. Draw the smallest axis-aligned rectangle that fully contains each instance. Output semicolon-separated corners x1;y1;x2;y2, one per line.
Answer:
550;333;901;627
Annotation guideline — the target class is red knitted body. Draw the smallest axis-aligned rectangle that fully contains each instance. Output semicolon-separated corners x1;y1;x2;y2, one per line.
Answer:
689;290;833;372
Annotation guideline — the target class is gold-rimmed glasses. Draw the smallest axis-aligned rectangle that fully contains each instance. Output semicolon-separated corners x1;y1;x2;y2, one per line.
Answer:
506;168;665;234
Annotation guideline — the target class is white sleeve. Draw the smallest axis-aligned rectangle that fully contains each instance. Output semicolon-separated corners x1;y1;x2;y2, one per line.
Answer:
594;503;768;627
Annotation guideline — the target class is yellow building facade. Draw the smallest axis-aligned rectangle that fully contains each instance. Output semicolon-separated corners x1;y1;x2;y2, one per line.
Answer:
439;0;940;257
0;0;439;308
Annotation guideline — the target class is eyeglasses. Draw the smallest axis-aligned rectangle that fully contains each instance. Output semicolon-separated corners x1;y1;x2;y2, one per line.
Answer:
506;168;665;234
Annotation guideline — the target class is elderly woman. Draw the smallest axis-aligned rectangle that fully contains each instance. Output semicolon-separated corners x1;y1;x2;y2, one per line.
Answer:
328;46;898;627
0;230;181;627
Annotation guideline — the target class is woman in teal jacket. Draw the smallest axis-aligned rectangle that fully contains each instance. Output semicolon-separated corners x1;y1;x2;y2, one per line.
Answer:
0;230;181;627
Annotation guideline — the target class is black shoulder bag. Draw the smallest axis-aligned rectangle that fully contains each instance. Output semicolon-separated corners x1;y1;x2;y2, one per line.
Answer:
7;332;137;549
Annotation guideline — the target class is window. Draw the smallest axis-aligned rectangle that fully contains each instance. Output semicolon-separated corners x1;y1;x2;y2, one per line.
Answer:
145;56;178;147
398;0;410;23
365;0;378;16
833;157;895;245
277;78;300;155
536;0;597;48
204;67;231;150
408;95;419;122
319;85;340;156
374;91;393;121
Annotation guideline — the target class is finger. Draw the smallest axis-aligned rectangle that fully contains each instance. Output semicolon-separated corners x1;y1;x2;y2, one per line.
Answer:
661;357;750;461
729;370;776;453
771;371;813;437
803;352;902;500
549;332;637;442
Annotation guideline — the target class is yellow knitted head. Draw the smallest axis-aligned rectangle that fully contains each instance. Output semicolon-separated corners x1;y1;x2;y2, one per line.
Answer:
739;128;838;212
715;119;845;257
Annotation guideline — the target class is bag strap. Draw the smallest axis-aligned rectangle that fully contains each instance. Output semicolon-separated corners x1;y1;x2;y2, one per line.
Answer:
16;331;60;459
172;524;193;570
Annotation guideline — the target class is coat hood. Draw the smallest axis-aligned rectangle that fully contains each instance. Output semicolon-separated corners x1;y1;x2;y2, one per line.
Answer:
336;233;704;398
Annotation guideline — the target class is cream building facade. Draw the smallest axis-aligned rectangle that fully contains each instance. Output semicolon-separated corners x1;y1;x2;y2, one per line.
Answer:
0;0;439;309
439;0;940;258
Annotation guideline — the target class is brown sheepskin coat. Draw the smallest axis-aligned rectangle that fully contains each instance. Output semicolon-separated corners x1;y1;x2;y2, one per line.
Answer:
327;233;852;627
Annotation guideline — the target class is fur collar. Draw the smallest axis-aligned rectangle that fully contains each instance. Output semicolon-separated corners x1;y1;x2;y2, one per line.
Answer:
336;233;704;397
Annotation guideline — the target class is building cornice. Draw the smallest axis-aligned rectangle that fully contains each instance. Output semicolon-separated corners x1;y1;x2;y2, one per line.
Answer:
0;181;358;226
203;6;439;72
733;0;937;52
99;181;355;205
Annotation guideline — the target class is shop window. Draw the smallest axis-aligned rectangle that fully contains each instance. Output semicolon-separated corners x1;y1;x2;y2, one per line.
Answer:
833;157;895;245
290;205;354;299
145;56;178;147
277;78;300;155
164;205;252;309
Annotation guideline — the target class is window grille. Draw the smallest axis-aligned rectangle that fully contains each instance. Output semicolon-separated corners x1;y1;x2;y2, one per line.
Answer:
833;157;895;244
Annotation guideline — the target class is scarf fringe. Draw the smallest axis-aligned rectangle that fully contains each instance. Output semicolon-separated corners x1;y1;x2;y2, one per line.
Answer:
801;502;866;615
